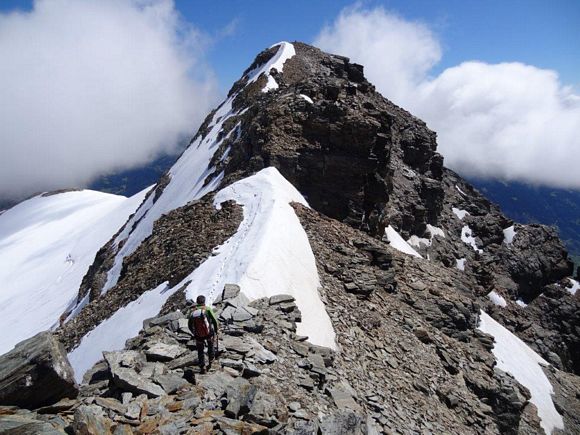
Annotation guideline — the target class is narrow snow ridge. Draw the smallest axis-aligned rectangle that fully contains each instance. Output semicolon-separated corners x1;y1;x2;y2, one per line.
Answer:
182;167;336;349
0;189;148;355
478;311;564;434
385;226;422;258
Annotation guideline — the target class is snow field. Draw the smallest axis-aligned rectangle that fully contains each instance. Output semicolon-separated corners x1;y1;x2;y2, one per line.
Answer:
0;189;148;355
478;311;564;434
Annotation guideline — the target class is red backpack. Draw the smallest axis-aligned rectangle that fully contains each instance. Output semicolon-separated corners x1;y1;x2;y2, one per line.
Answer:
189;306;211;338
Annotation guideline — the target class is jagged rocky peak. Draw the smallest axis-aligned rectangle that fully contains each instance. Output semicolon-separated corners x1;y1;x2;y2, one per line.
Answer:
213;41;444;238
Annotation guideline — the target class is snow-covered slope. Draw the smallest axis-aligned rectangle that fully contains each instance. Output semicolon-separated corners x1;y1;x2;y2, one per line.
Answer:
69;167;336;381
478;311;564;434
0;189;148;355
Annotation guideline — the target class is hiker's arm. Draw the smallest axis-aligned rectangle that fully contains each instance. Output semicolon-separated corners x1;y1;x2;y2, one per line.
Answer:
207;307;219;332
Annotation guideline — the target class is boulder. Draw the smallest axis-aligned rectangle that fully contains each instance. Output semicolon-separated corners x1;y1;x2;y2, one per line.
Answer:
103;351;164;398
72;405;112;435
0;332;78;408
144;342;185;362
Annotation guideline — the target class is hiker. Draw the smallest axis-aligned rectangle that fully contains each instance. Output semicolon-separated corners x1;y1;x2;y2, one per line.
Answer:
188;295;219;374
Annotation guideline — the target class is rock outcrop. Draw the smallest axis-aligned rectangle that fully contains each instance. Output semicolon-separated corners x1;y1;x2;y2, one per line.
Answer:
0;332;78;409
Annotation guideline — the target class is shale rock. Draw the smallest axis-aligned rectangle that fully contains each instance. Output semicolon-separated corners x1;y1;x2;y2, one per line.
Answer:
0;332;78;408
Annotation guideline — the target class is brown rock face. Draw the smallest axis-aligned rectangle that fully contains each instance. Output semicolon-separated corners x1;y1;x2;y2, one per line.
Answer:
0;332;78;408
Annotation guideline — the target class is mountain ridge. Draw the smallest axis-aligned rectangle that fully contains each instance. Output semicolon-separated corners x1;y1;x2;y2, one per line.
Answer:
1;41;579;434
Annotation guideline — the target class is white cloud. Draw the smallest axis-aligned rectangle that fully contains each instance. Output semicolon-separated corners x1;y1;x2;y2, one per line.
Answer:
0;0;219;199
314;6;580;189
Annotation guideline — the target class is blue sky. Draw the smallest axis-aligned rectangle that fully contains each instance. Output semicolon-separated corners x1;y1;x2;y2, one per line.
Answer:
184;0;580;91
3;0;579;92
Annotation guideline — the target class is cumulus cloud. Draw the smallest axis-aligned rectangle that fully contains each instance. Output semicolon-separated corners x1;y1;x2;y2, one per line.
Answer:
0;0;219;199
314;6;580;189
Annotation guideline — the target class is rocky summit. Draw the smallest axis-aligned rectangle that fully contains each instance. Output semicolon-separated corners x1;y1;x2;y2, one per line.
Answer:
0;41;579;435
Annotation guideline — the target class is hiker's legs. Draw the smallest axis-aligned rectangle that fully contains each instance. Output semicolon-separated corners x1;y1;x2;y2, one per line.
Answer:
196;339;205;368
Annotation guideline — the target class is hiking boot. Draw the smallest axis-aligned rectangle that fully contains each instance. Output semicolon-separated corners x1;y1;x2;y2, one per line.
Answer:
199;367;206;375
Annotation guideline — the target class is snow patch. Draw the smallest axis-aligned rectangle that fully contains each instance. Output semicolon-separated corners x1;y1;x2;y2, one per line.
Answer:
299;94;313;104
407;235;430;249
456;258;466;271
385;226;422;258
69;282;176;383
452;207;469;220
478;311;564;434
516;299;528;308
0;189;148;356
461;225;483;254
426;224;445;239
407;224;445;250
455;185;467;196
566;278;579;295
503;225;517;244
488;291;507;308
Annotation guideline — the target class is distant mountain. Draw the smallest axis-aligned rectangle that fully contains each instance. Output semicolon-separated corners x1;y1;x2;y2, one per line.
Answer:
469;179;580;268
89;153;179;197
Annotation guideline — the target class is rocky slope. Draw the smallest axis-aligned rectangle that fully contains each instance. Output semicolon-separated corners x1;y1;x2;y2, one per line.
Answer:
1;41;579;434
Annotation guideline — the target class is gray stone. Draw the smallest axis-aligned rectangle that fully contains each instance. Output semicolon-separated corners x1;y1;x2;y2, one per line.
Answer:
124;402;141;420
121;393;132;406
139;362;166;379
231;308;253;322
327;382;361;412
166;352;197;370
246;337;277;364
269;294;295;305
72;405;111;435
221;336;251;354
225;377;257;419
94;397;126;415
0;413;66;434
288;401;301;412
319;410;367;434
143;311;184;329
198;371;235;401
0;332;78;408
144;342;185;362
104;352;164;398
292;342;310;357
154;373;188;394
247;391;279;427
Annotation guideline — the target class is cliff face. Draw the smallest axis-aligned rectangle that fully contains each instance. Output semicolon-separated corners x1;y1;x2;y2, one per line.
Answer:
39;41;580;434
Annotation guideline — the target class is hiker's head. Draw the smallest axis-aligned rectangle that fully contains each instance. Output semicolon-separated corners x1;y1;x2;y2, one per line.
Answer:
196;295;206;305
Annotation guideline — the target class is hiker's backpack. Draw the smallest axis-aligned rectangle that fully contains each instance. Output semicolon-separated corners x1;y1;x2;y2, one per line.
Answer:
189;306;211;338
